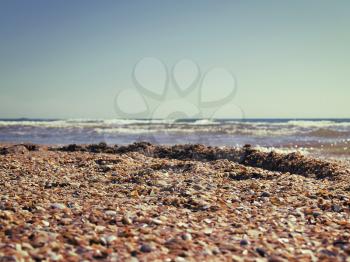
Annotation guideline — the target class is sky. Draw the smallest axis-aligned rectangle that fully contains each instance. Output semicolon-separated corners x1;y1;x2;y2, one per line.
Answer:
0;0;349;119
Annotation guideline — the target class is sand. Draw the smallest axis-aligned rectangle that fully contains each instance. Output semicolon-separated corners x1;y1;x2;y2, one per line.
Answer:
1;142;350;261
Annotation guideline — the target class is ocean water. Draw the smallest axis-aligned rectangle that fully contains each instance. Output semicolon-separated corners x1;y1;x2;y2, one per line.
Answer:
0;118;349;160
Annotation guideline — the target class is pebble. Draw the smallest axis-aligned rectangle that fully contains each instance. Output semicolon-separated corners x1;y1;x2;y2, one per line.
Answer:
49;252;62;261
105;210;117;216
100;237;107;246
240;239;249;246
51;203;66;210
174;257;187;262
106;235;117;243
332;204;343;213
256;247;267;257
95;225;105;233
203;228;213;235
122;215;133;225
202;248;213;256
181;233;192;241
156;180;168;187
212;246;221;255
152;218;163;225
100;164;113;172
204;218;211;224
261;192;270;197
140;244;153;253
42;220;50;227
101;235;117;245
312;211;321;217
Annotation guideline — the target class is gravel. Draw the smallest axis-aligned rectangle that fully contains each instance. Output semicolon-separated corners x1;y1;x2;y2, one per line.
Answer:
0;143;350;261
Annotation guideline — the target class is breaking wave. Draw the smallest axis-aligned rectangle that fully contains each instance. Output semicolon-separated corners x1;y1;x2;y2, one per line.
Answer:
0;118;349;160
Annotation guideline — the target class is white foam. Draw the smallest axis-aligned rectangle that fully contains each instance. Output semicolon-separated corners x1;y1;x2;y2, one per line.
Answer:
285;120;350;128
0;119;349;137
253;145;310;155
192;119;218;125
94;127;154;134
0;119;176;128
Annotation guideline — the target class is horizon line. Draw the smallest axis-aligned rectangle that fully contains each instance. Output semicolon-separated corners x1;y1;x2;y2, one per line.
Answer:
0;117;350;121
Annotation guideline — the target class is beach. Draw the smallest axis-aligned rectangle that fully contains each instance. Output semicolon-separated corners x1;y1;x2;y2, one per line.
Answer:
1;142;350;261
1;0;350;260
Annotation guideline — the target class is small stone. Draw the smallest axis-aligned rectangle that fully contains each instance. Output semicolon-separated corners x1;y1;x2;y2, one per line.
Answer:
51;203;66;210
260;192;270;197
240;239;249;246
156;180;168;187
100;237;107;246
320;249;337;256
122;215;133;225
312;211;321;217
247;229;260;238
31;232;49;248
100;235;117;245
95;225;105;233
15;244;21;251
42;220;50;227
174;257;186;262
106;235;117;244
204;218;211;224
159;215;167;222
256;247;267;257
21;243;33;250
202;248;213;256
333;239;347;247
212;247;221;255
178;251;190;257
140;244;153;253
152;218;163;225
177;222;188;228
181;233;192;241
49;252;62;261
105;210;117;216
101;164;113;172
203;228;213;235
331;204;343;212
232;254;245;261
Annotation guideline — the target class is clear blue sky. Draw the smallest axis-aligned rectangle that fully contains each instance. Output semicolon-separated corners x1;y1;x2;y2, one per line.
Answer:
0;0;349;119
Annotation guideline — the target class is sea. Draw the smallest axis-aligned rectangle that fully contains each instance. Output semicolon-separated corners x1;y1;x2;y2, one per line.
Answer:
0;118;349;161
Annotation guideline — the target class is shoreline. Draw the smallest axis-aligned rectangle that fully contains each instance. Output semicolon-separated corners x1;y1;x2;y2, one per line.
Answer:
1;143;350;260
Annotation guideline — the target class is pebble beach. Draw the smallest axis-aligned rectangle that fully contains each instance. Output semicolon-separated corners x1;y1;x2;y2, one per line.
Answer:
1;142;350;261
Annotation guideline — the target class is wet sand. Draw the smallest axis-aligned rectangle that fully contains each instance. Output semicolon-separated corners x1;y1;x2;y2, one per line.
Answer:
1;142;350;261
